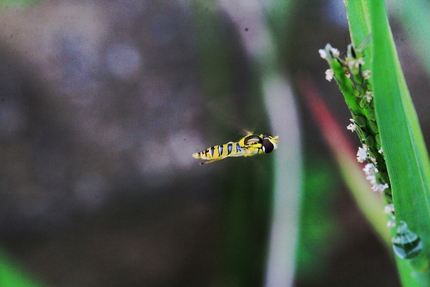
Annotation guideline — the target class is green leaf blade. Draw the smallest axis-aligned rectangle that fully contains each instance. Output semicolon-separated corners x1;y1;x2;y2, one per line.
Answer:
345;0;373;62
369;0;430;283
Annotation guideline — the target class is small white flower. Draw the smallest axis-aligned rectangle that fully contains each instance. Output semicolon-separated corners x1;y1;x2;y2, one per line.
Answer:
325;69;334;82
356;146;368;163
347;123;356;132
345;69;351;78
371;183;389;193
384;204;395;214
330;47;340;58
318;49;327;59
346;57;365;70
363;163;378;176
364;91;373;103
387;220;396;228
363;70;372;79
378;147;383;154
366;175;377;185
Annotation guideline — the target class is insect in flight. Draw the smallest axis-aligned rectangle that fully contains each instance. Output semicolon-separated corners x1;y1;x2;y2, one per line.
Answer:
192;133;279;165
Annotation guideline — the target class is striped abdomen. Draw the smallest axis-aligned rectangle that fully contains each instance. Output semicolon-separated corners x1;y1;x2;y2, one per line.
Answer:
192;141;247;161
192;133;278;165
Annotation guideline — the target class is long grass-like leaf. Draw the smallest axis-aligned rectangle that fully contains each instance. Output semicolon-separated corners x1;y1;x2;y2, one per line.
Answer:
342;0;430;285
368;0;430;284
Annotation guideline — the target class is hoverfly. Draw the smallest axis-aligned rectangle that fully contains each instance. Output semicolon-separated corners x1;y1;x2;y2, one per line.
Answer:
192;133;279;165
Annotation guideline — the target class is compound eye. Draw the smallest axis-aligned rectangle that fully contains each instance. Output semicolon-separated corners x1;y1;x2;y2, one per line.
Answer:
244;135;262;145
262;138;274;153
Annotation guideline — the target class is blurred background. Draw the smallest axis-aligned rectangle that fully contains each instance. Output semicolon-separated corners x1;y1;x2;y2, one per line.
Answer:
0;0;429;286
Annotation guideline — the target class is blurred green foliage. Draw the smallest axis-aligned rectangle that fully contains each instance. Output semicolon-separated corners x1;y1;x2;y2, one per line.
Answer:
295;156;339;282
0;250;41;287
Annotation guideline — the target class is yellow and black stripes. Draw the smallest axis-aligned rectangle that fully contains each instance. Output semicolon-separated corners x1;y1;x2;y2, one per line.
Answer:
193;142;243;161
192;133;279;165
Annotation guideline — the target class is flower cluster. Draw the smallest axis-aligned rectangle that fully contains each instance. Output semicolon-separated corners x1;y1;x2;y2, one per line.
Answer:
319;40;395;226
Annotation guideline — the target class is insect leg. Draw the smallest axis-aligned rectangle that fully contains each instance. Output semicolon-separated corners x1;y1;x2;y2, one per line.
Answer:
199;157;225;165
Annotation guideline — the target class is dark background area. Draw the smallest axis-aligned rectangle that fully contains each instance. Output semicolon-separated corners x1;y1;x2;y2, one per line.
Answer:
1;0;428;286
